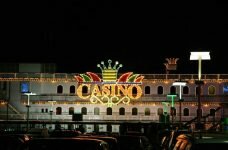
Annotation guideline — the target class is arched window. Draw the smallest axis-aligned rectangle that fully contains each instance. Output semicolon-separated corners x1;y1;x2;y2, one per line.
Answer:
119;107;125;115
208;85;216;95
57;85;63;94
145;86;150;94
145;108;150;116
81;107;87;115
183;108;189;116
132;86;137;95
45;108;48;113
157;86;163;95
107;107;112;115
132;107;138;115
94;107;100;115
82;85;88;94
41;108;44;113
69;107;74;115
223;85;228;94
70;85;75;94
170;86;176;95
56;107;62;115
157;108;163;115
210;109;216;116
183;86;189;95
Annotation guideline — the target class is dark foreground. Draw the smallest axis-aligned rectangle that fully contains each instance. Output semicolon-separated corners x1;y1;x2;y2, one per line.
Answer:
1;128;228;150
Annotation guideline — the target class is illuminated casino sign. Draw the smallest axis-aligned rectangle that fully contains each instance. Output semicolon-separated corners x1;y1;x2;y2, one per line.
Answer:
75;60;144;107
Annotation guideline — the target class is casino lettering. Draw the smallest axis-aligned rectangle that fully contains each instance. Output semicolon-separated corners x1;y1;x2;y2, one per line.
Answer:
77;84;142;100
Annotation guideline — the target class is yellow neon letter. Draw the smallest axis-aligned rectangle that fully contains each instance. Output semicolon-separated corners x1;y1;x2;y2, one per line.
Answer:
117;85;128;96
102;85;111;96
91;85;102;97
128;85;142;99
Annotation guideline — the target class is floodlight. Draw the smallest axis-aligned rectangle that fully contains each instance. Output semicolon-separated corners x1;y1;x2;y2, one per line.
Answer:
190;51;211;80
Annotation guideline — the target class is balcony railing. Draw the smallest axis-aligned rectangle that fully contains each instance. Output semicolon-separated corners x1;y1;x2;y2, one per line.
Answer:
0;73;228;81
0;113;221;123
20;94;228;103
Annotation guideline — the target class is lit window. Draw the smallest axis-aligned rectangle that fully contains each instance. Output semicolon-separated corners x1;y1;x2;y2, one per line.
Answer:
145;108;150;116
94;107;100;115
223;85;228;94
132;107;138;115
208;85;216;95
157;108;163;115
21;82;29;93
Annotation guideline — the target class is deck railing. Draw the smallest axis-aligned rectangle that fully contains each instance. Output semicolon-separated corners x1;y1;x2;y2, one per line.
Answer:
0;73;228;81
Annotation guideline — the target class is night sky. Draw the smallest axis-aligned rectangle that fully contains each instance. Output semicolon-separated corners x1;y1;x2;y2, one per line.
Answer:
1;1;227;74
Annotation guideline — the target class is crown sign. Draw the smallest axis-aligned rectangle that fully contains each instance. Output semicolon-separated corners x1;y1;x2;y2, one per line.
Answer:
97;59;123;82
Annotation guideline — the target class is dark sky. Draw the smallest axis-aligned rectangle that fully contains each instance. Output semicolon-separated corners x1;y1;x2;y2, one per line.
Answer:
1;1;228;74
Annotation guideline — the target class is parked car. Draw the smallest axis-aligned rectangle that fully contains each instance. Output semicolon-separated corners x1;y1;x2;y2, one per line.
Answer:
27;128;49;138
50;129;80;137
28;137;109;150
0;134;26;150
118;135;152;150
77;135;119;150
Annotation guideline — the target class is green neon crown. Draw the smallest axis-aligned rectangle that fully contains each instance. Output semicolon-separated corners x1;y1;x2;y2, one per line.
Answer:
97;59;123;82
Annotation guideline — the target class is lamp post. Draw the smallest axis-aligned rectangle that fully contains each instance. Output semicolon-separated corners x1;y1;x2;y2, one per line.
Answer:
172;81;186;124
48;100;56;127
190;51;210;134
167;94;177;124
162;102;170;124
24;92;36;132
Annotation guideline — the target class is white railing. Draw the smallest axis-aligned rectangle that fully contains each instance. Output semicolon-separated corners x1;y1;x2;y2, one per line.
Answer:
2;113;221;122
1;73;228;81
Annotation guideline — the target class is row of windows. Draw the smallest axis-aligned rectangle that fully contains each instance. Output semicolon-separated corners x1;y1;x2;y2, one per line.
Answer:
57;85;76;93
56;85;217;95
47;107;216;116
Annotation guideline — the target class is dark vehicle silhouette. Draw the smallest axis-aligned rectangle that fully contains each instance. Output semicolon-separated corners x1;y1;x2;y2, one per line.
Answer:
77;135;119;150
118;135;152;150
28;137;109;150
0;134;26;150
50;129;80;137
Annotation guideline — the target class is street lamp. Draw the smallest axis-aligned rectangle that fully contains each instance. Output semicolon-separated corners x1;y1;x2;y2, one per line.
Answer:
167;94;177;124
24;92;36;132
190;52;210;80
190;51;210;132
162;102;170;124
48;100;56;127
172;81;187;124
